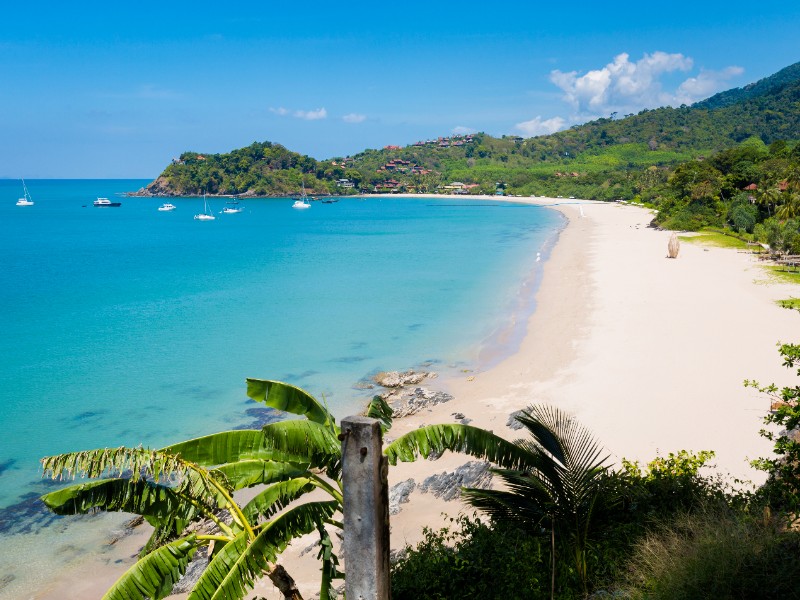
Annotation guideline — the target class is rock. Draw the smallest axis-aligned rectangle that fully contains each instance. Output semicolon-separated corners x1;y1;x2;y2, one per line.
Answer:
419;461;493;501
389;387;454;418
300;539;320;557
171;547;209;594
389;479;416;515
507;410;526;430
373;370;432;388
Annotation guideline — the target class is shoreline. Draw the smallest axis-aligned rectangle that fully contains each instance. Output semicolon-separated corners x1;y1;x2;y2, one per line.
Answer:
21;194;800;599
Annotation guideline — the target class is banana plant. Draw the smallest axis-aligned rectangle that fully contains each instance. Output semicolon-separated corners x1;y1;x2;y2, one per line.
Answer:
40;380;391;600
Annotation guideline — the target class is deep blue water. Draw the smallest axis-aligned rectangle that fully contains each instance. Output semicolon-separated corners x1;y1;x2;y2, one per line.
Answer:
0;179;561;511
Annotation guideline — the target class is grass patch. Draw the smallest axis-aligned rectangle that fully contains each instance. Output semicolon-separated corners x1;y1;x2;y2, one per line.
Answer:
765;265;800;284
776;298;800;309
678;231;752;249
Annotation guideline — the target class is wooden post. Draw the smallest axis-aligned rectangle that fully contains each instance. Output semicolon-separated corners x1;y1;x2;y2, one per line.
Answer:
341;416;390;600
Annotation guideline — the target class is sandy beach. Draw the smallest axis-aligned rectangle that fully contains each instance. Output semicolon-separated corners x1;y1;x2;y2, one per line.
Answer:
273;195;800;598
30;195;800;599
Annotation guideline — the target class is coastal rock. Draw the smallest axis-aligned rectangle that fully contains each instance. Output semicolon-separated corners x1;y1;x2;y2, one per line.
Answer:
129;176;174;197
507;410;526;430
388;387;454;418
389;478;416;515
373;370;432;388
171;548;209;594
418;461;493;501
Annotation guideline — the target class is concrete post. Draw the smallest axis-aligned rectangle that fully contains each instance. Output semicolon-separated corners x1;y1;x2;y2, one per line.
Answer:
341;416;390;600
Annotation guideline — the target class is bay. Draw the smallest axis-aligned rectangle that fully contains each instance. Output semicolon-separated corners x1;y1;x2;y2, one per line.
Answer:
0;179;562;595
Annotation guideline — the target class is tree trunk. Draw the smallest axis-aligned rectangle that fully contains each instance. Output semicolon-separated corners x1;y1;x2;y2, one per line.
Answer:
268;564;304;600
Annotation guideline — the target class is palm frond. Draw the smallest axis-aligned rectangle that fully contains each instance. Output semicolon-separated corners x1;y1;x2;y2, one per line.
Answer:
383;424;533;469
211;460;309;491
246;378;334;426
101;534;198;600
241;478;317;525
189;501;339;600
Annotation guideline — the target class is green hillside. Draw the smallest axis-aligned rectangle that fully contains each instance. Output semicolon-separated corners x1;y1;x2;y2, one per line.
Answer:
141;60;800;205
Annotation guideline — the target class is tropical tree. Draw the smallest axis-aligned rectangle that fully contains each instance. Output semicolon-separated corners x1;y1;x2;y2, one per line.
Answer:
384;404;610;598
40;380;390;600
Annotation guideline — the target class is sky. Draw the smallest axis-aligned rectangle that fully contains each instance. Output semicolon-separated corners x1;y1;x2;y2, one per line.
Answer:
2;1;799;178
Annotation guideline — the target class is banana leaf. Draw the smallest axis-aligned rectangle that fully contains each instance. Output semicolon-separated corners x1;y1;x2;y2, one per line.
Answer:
246;378;334;426
241;478;317;524
261;420;342;479
163;430;303;466
211;459;309;490
101;534;198;600
188;501;338;600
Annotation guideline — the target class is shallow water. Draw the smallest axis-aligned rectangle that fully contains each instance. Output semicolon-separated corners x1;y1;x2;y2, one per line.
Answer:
0;180;562;596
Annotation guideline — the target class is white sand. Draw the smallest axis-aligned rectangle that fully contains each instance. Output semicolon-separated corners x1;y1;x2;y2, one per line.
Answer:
29;196;800;599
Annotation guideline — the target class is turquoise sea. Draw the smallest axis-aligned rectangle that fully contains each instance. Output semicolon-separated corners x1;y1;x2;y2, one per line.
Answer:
0;179;562;595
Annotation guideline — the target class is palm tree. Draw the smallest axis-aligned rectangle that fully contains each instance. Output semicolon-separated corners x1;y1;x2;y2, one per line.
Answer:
777;191;800;220
384;404;609;598
40;380;391;600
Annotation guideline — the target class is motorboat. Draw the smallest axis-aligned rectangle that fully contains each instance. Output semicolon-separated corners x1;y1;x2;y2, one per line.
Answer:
16;179;34;206
93;197;121;207
194;194;216;220
158;203;176;211
221;198;244;213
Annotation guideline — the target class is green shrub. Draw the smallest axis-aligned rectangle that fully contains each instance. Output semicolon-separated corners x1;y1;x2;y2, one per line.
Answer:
391;514;555;600
621;509;800;600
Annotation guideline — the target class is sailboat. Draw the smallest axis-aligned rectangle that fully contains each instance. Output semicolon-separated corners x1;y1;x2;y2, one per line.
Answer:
16;179;34;206
292;182;311;209
194;193;216;220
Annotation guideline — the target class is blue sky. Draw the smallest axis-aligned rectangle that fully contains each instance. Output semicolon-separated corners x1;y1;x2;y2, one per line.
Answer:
2;1;799;178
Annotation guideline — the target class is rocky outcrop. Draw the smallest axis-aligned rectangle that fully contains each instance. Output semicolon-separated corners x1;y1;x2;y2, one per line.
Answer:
507;410;526;430
389;479;416;515
128;176;175;197
385;387;454;418
419;461;493;501
373;370;434;388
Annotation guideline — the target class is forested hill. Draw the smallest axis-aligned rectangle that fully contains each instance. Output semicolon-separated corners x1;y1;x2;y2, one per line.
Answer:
694;61;800;110
139;60;800;199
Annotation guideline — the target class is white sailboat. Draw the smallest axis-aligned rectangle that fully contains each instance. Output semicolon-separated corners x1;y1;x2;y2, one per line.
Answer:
292;182;311;209
16;179;34;206
194;193;216;220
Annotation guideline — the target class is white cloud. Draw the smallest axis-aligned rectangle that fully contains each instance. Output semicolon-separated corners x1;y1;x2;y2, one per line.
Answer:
294;107;327;120
515;115;566;136
551;51;696;116
343;113;367;123
452;125;476;134
270;106;328;120
675;66;745;104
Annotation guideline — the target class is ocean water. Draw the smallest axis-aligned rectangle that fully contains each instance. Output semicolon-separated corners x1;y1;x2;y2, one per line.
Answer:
0;179;562;595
